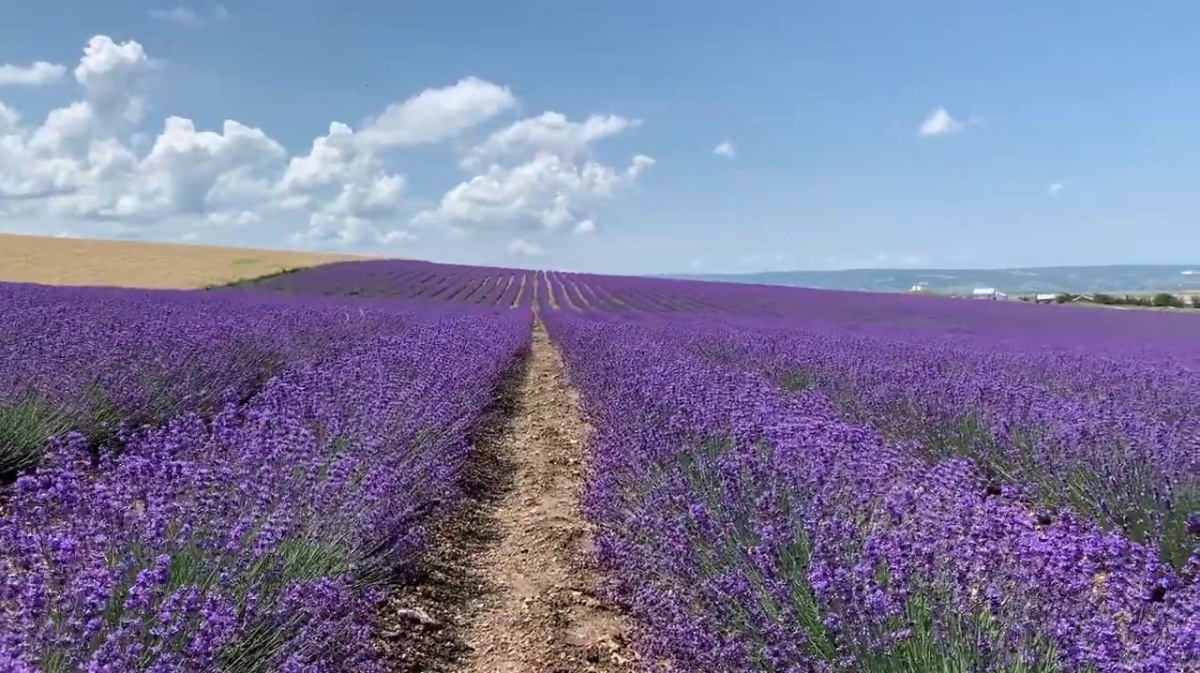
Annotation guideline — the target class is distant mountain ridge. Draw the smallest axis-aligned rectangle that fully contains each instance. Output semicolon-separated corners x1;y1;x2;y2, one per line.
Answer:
669;265;1200;295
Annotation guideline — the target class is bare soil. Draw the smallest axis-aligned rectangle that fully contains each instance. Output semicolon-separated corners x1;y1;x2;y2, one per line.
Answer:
375;319;635;673
0;233;364;289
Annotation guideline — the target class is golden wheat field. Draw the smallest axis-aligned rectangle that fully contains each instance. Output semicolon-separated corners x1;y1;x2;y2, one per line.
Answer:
0;233;365;289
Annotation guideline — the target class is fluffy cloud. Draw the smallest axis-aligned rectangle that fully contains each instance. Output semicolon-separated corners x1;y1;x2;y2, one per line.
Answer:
506;237;544;257
417;110;652;235
148;5;231;28
713;141;735;158
0;103;19;130
415;151;652;233
294;213;415;247
917;108;961;137
356;77;516;148
75;36;156;126
1;35;651;252
275;119;413;246
1047;182;1064;196
461;112;637;170
0;61;67;86
116;116;287;218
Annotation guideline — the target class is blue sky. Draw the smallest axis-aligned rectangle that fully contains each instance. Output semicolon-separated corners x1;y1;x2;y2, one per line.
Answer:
1;1;1198;274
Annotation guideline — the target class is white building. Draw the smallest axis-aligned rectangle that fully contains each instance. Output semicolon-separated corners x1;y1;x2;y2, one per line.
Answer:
972;287;998;300
1035;293;1057;304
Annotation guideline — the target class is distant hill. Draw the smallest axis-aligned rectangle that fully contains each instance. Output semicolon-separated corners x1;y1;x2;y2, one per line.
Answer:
670;265;1200;295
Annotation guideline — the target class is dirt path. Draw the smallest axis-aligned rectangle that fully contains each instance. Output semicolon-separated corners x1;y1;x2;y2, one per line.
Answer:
375;318;635;672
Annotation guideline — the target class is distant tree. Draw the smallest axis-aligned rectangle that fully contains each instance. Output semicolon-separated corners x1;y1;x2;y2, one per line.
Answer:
1093;293;1116;305
1152;292;1184;308
1192;295;1200;309
1055;293;1072;304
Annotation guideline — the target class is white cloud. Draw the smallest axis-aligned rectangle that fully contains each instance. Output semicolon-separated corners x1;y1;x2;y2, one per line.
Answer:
506;237;544;257
74;36;156;126
117;116;287;218
917;108;962;137
293;212;415;248
1047;182;1064;196
415;151;652;232
417;109;652;234
276;121;408;243
1;35;651;255
356;77;516;148
0;103;19;130
149;5;230;28
0;61;67;86
713;141;735;158
462;112;637;170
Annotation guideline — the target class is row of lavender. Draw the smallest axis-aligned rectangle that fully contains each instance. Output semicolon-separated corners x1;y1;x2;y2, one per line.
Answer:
676;317;1200;571
551;272;1200;565
541;303;1198;672
551;270;1200;358
0;282;338;480
243;260;533;308
2;280;532;670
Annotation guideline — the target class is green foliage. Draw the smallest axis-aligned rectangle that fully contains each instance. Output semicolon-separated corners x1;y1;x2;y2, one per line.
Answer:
205;267;301;291
1152;292;1185;308
1087;292;1188;309
0;396;77;480
851;590;1064;673
778;370;816;392
631;436;1068;671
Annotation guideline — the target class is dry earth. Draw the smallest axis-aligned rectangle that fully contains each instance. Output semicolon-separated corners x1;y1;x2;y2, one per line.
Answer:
376;319;635;673
0;233;363;289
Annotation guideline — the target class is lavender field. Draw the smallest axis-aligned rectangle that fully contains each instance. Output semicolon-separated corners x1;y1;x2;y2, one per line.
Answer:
2;260;1197;672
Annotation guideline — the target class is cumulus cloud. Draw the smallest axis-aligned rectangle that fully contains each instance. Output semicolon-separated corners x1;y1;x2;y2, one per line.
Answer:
415;151;652;233
0;61;67;86
1;35;651;253
506;237;544;257
0;103;19;130
918;108;962;137
1047;182;1064;196
0;35;396;241
117;116;287;218
356;77;516;148
713;141;735;158
75;36;157;126
461;112;637;170
293;213;415;247
149;5;230;28
416;110;653;235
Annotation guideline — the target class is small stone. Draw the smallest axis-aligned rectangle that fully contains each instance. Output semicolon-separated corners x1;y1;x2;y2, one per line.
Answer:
396;607;440;627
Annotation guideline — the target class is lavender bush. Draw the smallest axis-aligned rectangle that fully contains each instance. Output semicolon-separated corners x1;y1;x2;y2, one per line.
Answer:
0;282;378;479
665;310;1200;569
0;288;531;671
541;305;1198;672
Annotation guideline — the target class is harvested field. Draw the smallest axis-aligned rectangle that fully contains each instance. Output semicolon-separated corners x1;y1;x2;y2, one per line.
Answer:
0;232;363;289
